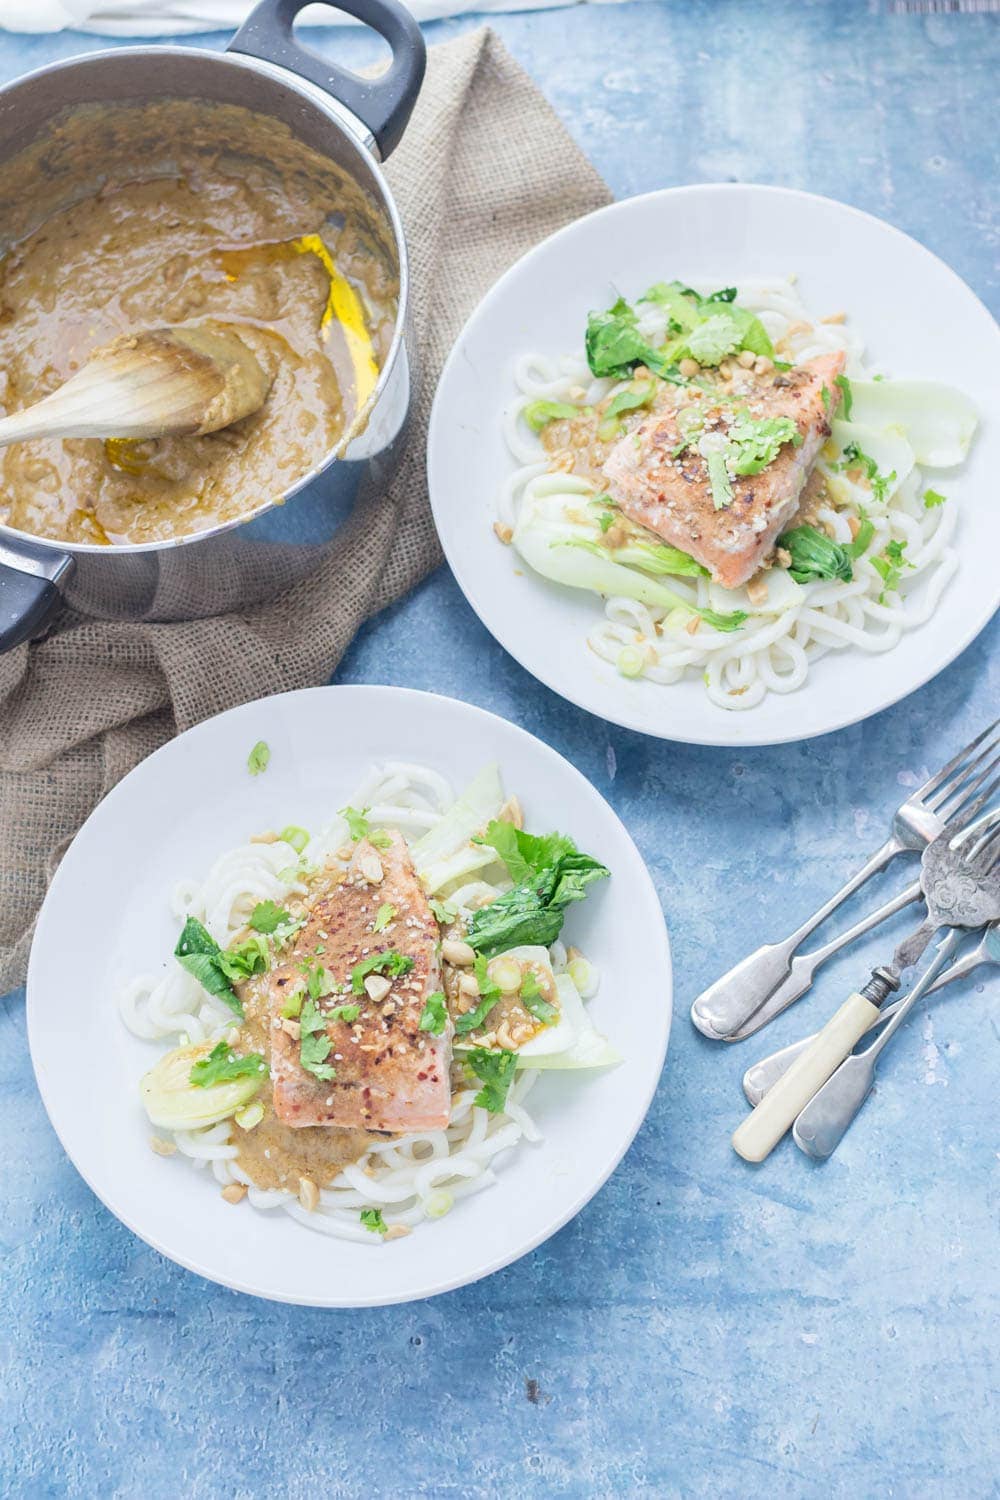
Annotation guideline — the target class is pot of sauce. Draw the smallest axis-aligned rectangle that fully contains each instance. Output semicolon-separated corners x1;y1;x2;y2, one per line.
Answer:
0;0;425;651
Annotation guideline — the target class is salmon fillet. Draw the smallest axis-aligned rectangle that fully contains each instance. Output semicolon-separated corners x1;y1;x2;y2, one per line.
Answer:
601;353;845;589
266;832;450;1132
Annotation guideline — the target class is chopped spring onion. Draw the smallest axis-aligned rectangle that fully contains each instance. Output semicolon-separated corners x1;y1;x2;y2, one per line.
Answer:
234;1100;265;1131
489;954;524;995
280;825;310;854
567;955;598;998
617;646;645;679
423;1189;454;1220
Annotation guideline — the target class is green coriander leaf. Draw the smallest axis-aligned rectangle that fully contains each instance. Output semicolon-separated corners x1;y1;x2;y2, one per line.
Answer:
726;413;801;476
838;442;896;503
369;830;392;850
280;987;304;1020
520;969;558;1025
216;933;270;984
249;900;291;934
834;374;853;418
598;510;615;534
339;805;371;840
300;962;336;1001
705;448;733;510
360;1208;387;1234
299;996;336;1080
686;312;742;366
821;384;832;412
351;950;415;993
523;399;584;432
454;956;502;1035
872;538;914;601
189;1040;267;1089
327;1004;361;1024
596;380;657;443
247;741;270;776
464;1048;518;1113
419;991;448;1036
697;606;750;634
704;286;737;304
924;488;947;509
429;899;456;926
174;917;243;1018
372;903;396;933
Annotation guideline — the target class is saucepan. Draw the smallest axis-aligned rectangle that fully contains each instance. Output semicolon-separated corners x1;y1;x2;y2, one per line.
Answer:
0;0;425;651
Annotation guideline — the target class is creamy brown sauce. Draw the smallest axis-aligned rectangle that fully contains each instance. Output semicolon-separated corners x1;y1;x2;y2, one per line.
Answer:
0;100;398;546
227;927;378;1193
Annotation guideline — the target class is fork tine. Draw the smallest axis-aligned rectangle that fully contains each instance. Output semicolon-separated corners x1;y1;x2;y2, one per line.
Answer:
926;736;1000;815
947;774;1000;844
915;718;1000;808
937;753;1000;826
968;820;1000;875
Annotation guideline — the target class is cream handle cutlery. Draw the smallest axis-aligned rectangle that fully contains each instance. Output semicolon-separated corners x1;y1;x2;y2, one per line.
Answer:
732;803;1000;1163
731;991;879;1162
792;931;964;1158
741;927;994;1105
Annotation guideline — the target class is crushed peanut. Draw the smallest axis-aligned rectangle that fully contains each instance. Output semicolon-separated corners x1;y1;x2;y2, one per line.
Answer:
298;1177;319;1212
442;938;476;967
746;574;770;606
365;974;392;1002
493;521;513;545
149;1137;176;1157
358;852;384;884
221;1183;247;1205
384;1224;411;1241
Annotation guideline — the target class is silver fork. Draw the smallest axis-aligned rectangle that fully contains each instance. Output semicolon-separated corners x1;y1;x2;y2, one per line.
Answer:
731;798;1000;1163
742;920;999;1105
793;819;1000;1158
691;719;999;1041
735;804;1000;1060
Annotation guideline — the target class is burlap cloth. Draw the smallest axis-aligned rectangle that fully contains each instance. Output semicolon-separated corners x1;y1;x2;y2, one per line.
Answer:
0;27;610;991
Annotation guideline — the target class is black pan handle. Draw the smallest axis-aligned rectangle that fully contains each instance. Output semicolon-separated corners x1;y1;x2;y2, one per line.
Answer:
229;0;426;160
0;537;72;652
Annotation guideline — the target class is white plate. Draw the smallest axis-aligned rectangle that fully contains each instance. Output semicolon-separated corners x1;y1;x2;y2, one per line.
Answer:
26;686;671;1307
428;184;1000;745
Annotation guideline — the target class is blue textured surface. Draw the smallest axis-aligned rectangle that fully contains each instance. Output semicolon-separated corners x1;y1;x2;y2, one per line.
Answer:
2;5;998;1496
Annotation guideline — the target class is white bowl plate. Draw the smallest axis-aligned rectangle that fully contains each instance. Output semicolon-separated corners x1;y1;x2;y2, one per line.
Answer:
428;184;999;745
27;686;671;1307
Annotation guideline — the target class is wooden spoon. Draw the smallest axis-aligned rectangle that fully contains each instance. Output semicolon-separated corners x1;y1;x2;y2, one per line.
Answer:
0;322;271;446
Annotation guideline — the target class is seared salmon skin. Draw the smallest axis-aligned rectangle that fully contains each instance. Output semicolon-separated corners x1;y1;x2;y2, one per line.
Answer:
265;832;449;1133
602;353;845;589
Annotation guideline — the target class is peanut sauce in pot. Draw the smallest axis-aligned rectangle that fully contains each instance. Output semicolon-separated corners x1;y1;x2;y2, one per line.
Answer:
0;99;399;547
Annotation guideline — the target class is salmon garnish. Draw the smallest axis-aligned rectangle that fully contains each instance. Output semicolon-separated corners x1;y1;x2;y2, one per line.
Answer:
266;831;449;1132
601;353;845;589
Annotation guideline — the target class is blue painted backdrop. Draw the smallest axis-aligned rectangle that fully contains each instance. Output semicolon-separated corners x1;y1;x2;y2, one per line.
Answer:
2;4;997;1496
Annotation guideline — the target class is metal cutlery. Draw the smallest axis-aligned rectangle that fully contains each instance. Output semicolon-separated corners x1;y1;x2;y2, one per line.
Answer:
742;921;999;1106
731;802;1000;1163
691;719;999;1041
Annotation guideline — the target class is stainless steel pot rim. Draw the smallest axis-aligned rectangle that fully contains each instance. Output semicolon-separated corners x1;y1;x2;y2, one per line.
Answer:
0;44;410;559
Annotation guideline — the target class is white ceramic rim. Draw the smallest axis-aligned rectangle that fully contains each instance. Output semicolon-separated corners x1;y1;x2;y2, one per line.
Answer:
427;183;1000;747
26;685;672;1306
